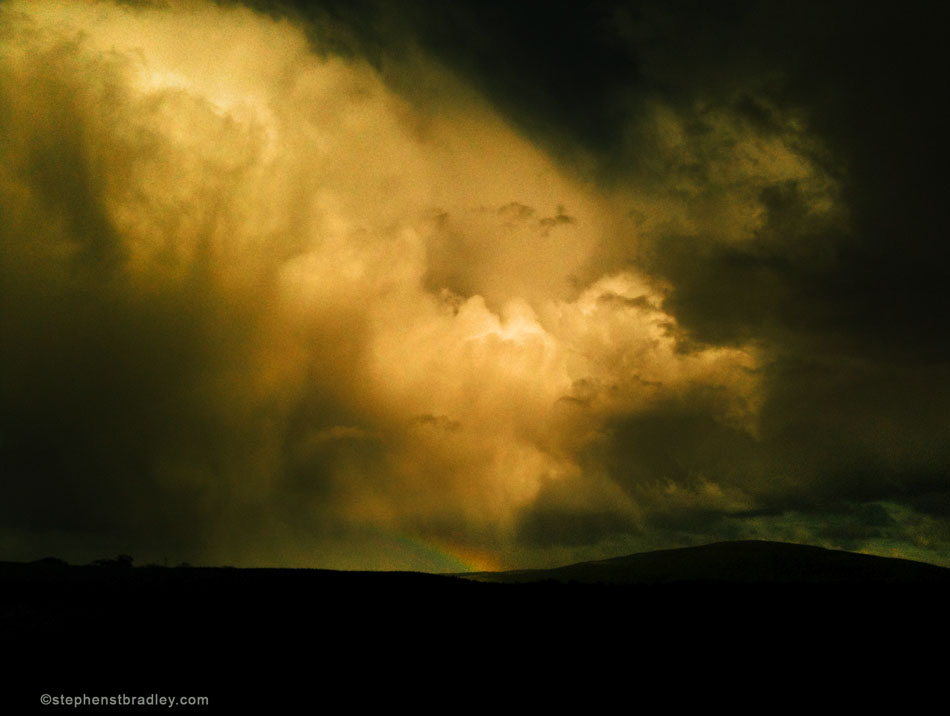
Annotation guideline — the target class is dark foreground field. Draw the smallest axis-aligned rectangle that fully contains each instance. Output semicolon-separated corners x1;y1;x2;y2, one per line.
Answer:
4;541;949;711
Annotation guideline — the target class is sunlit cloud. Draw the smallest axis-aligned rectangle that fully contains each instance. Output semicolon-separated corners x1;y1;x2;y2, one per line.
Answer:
3;0;945;570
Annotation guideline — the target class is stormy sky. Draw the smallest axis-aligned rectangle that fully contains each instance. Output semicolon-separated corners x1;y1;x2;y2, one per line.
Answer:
2;0;948;571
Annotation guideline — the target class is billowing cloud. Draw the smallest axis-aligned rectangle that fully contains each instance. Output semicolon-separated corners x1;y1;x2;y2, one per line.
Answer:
2;0;948;570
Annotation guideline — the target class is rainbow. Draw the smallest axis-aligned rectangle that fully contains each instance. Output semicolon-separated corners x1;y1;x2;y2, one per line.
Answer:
364;526;503;574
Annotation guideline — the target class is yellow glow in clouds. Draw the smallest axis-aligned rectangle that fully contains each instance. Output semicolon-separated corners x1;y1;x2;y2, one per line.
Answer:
0;0;769;568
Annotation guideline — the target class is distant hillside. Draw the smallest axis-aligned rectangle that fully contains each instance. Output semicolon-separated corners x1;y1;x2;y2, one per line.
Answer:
461;540;950;584
4;541;950;710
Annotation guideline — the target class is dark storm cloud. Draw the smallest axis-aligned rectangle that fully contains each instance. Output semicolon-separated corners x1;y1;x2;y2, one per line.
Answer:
304;0;949;356
518;505;639;549
249;0;642;156
3;0;949;569
620;0;950;358
493;1;948;560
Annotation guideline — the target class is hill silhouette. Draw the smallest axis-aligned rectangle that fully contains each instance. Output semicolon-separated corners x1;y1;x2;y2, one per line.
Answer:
460;539;950;584
4;540;949;711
